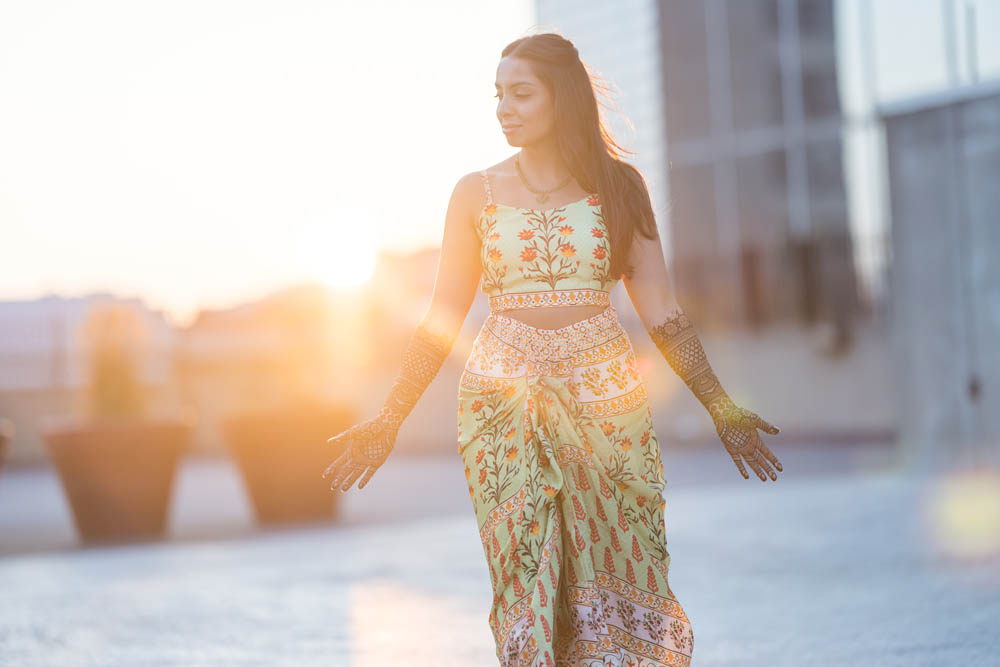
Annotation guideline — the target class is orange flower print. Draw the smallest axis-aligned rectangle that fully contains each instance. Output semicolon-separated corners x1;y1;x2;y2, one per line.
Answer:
471;400;484;413
464;465;471;479
505;446;519;462
616;480;628;492
520;247;537;262
488;248;503;263
587;193;601;206
593;246;607;260
488;232;500;242
558;224;574;236
621;436;632;451
636;495;647;507
599;421;616;436
530;519;540;536
475;449;485;464
560;243;576;258
478;468;487;484
484;203;497;215
626;355;640;380
584;440;594;455
543;484;558;498
503;383;517;398
518;228;534;240
504;426;517;440
640;431;651;445
591;227;604;238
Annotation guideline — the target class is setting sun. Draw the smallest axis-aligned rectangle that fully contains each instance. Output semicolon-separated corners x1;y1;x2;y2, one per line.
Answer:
296;210;377;289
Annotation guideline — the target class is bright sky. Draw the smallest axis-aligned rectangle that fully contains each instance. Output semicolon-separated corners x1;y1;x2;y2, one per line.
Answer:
0;0;534;327
2;1;998;328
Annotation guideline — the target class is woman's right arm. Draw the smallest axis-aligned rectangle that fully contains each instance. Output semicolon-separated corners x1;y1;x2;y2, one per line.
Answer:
323;172;484;492
416;171;486;349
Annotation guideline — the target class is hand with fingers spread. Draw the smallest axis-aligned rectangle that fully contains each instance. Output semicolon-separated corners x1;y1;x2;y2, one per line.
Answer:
708;397;783;482
648;306;784;482
321;321;454;493
323;413;398;492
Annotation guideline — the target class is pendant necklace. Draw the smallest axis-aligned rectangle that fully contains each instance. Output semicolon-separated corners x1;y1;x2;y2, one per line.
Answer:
514;154;573;204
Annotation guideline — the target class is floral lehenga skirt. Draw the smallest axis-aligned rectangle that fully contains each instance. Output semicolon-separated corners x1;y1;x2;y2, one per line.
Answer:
457;305;694;667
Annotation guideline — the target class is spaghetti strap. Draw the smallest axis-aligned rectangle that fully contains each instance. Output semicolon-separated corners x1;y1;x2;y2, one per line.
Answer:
479;169;493;206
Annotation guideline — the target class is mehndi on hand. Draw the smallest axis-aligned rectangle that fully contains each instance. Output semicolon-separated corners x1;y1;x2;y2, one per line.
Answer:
321;321;454;492
322;415;398;492
709;396;783;482
648;306;784;482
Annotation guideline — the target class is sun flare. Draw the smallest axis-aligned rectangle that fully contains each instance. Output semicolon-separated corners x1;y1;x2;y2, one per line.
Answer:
296;211;378;289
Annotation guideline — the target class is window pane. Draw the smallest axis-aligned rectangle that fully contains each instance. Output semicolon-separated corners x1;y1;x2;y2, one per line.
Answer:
727;0;784;131
660;0;713;141
735;148;789;245
798;0;841;120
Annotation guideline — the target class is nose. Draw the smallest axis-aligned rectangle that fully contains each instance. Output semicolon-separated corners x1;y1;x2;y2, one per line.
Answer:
496;96;513;120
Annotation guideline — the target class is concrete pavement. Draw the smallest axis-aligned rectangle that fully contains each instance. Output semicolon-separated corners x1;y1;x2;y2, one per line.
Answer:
2;443;1000;665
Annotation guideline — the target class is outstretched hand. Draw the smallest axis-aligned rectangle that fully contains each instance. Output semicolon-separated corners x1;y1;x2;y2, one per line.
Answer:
711;403;783;482
322;416;398;492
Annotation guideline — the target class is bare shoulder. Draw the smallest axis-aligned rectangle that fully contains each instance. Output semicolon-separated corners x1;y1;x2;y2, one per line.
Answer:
450;156;516;220
452;171;488;219
456;159;505;203
479;155;515;182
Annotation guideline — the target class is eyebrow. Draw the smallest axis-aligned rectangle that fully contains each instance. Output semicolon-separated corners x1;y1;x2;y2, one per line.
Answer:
495;81;534;88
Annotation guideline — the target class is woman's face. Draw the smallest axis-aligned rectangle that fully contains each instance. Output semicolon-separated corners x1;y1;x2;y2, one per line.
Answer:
494;57;554;146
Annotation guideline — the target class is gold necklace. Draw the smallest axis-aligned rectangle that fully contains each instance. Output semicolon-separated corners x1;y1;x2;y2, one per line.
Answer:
515;154;573;204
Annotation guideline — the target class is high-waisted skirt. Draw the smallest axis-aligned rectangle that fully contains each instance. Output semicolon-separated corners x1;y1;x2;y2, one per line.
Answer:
457;305;694;667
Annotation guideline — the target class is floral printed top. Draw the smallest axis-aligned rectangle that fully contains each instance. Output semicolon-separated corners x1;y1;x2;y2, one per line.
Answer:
476;170;618;313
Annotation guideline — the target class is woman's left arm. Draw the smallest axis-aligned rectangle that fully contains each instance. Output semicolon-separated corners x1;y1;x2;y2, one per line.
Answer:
622;227;784;482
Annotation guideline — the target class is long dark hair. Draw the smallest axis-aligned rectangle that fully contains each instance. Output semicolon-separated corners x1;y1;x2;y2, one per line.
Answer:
500;32;658;281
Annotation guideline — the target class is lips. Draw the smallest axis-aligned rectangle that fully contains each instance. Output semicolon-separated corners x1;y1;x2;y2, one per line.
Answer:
502;125;521;130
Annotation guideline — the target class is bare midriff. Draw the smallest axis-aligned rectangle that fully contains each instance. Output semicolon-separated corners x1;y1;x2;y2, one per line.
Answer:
497;304;610;330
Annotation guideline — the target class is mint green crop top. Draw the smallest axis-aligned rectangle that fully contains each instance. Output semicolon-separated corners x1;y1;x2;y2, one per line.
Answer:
475;169;618;313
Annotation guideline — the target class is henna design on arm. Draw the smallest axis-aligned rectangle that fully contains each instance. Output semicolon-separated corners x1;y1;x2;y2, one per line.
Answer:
323;323;455;492
647;307;784;482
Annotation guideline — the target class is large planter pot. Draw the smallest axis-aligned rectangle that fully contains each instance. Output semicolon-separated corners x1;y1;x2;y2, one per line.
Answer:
224;402;357;525
41;414;194;545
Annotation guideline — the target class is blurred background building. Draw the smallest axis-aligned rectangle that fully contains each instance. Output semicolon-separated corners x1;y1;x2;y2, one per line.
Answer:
534;0;999;461
1;0;998;468
880;80;1000;466
536;0;866;339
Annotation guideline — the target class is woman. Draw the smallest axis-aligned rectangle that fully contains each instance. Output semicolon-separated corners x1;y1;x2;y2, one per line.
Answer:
322;32;783;667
